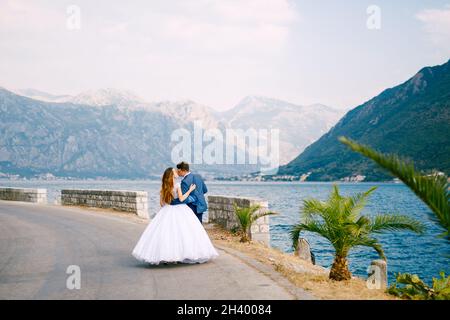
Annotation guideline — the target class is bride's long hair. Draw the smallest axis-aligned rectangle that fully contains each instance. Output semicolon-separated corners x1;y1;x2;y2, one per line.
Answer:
160;167;175;205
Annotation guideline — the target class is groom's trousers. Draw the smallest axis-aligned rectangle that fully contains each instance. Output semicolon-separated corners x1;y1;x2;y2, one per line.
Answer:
188;203;203;224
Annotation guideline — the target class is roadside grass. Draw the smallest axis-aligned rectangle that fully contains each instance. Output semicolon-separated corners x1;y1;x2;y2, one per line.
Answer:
206;223;395;300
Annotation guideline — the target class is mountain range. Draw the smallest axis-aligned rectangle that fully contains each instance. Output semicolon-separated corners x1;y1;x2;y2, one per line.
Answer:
279;59;450;181
222;96;340;164
0;87;342;178
0;89;178;178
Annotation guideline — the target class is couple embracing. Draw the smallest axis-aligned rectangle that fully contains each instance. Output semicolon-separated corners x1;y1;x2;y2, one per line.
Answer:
132;162;219;265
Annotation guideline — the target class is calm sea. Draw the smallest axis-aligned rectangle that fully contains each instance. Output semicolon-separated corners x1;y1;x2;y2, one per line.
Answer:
1;179;449;283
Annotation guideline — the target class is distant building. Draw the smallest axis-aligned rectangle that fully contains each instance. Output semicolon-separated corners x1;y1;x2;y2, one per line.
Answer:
35;173;57;180
353;175;366;182
300;172;312;182
0;172;22;180
426;171;445;177
341;175;366;182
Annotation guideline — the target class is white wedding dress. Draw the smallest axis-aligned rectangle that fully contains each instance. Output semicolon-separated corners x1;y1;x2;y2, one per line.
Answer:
132;183;219;265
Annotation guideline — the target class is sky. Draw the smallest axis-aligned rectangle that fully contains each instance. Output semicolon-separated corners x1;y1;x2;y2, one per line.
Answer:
0;0;449;111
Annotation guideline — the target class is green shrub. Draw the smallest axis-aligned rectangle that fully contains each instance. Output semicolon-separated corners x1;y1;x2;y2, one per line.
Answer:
388;272;450;300
233;203;276;242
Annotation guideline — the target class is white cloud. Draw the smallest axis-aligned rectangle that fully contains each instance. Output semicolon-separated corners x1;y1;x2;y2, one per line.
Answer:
159;15;291;54
416;5;450;52
184;0;297;53
101;22;129;36
0;0;297;52
98;0;298;56
0;0;300;108
0;0;64;31
211;0;297;24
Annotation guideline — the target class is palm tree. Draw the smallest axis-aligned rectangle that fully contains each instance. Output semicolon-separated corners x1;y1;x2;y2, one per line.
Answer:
339;137;450;298
291;185;424;281
233;203;277;242
339;136;450;239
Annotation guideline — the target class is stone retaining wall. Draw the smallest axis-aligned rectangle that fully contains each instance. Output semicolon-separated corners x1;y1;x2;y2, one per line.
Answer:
0;187;47;203
208;195;270;246
61;189;149;219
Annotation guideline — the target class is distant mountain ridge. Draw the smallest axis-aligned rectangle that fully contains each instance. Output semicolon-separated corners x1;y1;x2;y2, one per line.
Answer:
222;96;342;164
279;59;450;181
0;88;179;178
14;88;146;107
0;87;342;178
13;89;342;163
15;88;73;103
69;88;145;107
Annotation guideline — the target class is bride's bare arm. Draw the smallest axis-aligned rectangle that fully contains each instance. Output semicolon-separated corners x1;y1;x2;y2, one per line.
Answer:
177;184;196;202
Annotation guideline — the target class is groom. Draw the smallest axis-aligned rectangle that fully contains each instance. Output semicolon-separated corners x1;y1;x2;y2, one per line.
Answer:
171;161;208;224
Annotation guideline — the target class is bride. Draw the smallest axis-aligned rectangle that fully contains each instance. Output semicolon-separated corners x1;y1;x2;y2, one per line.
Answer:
132;167;219;265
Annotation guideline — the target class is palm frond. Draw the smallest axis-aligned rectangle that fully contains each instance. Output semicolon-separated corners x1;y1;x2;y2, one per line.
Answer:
339;136;450;238
370;214;426;234
352;236;386;260
302;198;327;218
290;221;330;249
344;216;371;237
233;203;254;231
233;203;277;242
346;187;377;220
252;210;277;224
290;224;303;250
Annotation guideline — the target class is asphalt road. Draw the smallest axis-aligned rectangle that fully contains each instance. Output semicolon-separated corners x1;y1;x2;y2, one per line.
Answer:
0;200;297;300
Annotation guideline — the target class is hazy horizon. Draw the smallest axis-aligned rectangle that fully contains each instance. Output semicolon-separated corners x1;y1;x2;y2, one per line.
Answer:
3;86;349;112
1;0;450;111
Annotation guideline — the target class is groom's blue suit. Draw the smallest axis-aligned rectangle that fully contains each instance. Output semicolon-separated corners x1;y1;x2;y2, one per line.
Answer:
171;172;208;223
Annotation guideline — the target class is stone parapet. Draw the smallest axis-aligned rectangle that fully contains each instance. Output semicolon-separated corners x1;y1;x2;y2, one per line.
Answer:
0;187;47;204
61;189;149;219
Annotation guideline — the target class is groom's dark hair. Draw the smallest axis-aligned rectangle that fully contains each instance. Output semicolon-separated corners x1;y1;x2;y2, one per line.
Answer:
176;161;190;171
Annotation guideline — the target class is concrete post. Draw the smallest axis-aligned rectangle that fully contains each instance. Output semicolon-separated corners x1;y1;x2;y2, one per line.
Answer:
296;238;314;264
367;259;388;289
